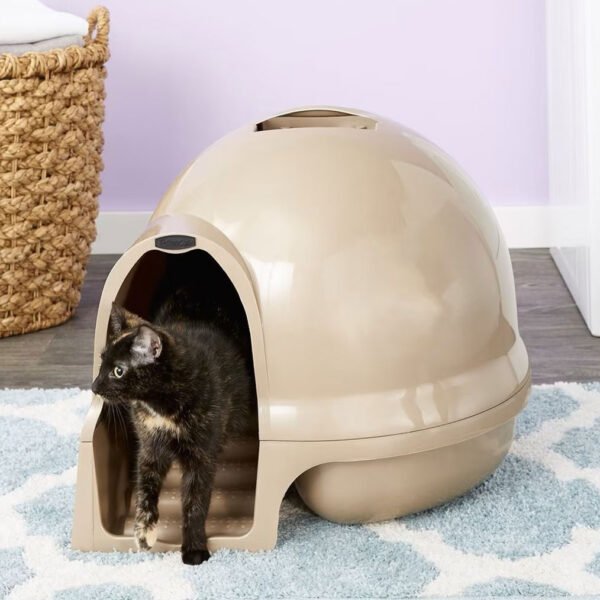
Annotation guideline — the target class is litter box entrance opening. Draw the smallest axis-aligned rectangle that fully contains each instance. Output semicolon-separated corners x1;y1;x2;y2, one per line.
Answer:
94;249;259;544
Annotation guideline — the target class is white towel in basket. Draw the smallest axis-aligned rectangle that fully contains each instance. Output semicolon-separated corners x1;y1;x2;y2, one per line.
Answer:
0;34;84;56
0;0;87;44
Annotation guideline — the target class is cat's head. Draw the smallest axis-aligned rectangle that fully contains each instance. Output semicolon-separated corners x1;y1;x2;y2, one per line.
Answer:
91;304;171;405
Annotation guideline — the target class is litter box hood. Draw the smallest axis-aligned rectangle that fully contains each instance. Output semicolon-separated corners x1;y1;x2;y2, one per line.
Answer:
111;106;529;443
73;106;531;554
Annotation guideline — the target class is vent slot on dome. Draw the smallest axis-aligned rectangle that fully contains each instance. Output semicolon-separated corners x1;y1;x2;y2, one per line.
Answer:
257;109;376;131
95;249;259;545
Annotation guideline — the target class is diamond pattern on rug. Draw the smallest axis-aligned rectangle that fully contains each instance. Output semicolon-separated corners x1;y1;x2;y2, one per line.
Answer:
0;383;599;598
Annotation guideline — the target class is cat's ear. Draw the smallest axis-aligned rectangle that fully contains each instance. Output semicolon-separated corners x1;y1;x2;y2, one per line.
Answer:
108;303;143;339
131;325;162;365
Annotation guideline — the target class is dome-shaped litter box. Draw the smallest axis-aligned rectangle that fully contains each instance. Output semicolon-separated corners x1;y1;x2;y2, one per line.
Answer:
72;107;530;553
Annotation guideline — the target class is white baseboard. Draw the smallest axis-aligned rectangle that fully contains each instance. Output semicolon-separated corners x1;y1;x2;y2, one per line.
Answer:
91;211;152;254
91;206;575;254
493;205;583;249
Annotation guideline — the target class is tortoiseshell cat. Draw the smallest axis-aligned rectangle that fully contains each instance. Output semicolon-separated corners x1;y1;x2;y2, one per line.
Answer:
91;289;256;565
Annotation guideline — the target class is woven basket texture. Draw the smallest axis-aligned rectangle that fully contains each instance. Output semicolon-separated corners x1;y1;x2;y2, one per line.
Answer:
0;7;109;337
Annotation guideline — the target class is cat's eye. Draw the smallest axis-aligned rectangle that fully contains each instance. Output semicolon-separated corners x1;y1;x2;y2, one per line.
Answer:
113;366;125;378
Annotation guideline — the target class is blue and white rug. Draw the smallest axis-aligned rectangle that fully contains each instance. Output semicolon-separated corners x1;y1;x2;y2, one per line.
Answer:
1;382;600;599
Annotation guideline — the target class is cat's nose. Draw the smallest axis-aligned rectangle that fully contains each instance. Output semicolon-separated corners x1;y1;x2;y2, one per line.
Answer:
91;377;100;395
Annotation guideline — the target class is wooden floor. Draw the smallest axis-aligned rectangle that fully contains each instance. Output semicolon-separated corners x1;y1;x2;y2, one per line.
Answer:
0;250;599;388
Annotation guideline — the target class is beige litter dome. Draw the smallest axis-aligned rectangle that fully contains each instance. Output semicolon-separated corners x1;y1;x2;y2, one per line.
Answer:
72;107;531;554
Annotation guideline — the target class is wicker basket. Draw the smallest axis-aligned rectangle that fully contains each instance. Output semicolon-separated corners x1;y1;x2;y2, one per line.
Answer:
0;7;110;337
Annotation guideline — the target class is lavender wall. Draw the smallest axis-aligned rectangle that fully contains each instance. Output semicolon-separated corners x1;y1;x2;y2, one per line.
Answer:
47;0;548;211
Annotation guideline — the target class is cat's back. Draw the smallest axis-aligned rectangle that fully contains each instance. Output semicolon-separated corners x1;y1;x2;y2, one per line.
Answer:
168;317;238;363
172;317;255;435
162;313;251;396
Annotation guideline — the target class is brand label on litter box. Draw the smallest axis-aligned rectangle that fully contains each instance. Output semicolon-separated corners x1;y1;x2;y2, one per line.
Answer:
155;235;196;250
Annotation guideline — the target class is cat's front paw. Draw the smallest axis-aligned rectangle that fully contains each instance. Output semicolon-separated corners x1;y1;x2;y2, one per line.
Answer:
181;548;210;565
134;519;158;550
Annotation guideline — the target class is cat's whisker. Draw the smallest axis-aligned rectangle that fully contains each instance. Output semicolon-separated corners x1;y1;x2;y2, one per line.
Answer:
110;404;119;436
117;404;129;443
104;402;113;431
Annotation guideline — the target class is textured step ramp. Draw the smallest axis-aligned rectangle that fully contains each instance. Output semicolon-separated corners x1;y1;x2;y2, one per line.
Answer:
123;436;258;544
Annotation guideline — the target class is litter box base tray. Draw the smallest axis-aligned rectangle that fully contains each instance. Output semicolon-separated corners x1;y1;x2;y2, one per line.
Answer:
72;374;529;553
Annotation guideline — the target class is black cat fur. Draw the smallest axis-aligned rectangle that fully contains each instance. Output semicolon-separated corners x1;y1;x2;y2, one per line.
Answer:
91;293;256;565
